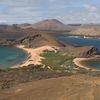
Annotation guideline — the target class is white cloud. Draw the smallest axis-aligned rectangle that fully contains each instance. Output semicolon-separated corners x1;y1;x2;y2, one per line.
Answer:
0;20;7;23
0;0;99;24
83;4;97;12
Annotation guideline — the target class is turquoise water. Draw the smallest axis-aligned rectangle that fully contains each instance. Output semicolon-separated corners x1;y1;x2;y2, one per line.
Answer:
81;59;100;70
0;35;100;69
57;35;100;70
0;45;27;69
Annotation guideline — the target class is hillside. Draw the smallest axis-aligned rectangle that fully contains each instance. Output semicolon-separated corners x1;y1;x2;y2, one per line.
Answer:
0;25;20;32
63;45;98;57
0;25;27;40
17;32;66;48
70;24;100;37
17;19;79;31
0;19;80;39
0;30;98;57
17;32;98;57
0;75;100;100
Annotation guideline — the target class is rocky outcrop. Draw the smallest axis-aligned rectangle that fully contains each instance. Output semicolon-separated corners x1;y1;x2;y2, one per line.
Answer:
0;30;66;47
63;45;99;57
0;38;15;45
17;32;66;48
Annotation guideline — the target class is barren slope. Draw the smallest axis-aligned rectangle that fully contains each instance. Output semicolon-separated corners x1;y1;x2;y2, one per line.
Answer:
0;75;100;100
19;32;66;48
70;24;100;37
18;19;78;31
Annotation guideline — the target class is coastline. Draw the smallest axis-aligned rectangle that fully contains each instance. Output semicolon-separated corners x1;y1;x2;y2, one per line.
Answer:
12;45;58;68
73;57;100;71
63;34;100;39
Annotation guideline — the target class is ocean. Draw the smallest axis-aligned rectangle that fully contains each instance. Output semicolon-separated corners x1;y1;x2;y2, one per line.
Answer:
0;45;27;69
57;35;100;70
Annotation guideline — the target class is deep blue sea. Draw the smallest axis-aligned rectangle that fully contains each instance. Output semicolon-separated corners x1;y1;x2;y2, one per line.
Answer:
57;35;100;70
57;35;100;49
0;45;27;69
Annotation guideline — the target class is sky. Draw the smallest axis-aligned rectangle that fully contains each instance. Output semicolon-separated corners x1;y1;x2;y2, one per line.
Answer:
0;0;100;24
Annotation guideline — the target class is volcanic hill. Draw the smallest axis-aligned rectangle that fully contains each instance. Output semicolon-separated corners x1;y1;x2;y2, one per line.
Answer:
70;24;100;37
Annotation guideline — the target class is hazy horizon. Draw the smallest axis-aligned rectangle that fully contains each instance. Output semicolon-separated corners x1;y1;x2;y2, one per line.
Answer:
1;18;100;25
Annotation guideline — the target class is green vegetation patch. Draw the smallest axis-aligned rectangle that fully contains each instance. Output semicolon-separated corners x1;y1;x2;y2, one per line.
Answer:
0;64;50;73
41;51;74;71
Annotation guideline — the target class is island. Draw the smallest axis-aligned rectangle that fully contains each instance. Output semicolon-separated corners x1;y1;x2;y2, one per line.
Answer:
0;19;100;100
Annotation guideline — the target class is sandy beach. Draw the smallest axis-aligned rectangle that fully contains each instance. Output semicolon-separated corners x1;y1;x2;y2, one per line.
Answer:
12;45;58;68
73;57;100;70
73;58;91;70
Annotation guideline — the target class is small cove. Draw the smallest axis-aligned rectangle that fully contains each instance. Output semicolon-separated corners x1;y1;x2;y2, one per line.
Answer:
81;59;100;70
57;35;100;70
0;45;27;69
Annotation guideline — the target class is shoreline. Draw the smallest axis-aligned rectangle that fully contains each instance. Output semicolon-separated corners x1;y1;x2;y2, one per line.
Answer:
12;45;58;68
63;34;100;39
73;57;100;71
